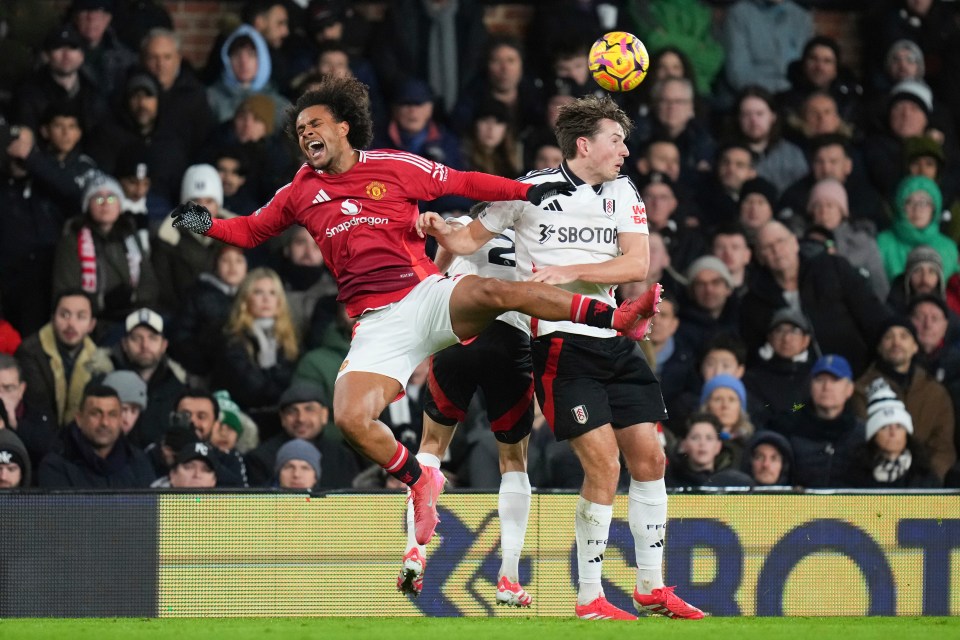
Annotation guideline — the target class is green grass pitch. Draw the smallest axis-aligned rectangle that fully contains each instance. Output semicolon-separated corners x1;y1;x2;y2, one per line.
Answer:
2;617;958;640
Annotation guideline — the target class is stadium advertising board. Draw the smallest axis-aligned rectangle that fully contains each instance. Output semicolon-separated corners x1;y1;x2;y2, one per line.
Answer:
156;493;959;617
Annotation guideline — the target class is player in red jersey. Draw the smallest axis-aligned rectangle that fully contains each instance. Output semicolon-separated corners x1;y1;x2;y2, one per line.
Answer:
170;76;659;546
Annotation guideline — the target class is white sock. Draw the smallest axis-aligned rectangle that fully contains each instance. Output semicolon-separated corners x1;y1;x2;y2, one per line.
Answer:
629;478;667;594
416;452;442;469
575;496;613;605
498;471;531;582
405;453;441;555
404;498;424;556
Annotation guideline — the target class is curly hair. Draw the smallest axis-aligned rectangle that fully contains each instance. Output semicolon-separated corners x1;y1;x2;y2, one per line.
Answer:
554;94;633;159
226;267;299;363
286;75;374;150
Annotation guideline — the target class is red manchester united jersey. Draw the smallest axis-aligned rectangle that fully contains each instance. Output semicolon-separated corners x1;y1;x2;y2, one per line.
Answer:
206;149;530;317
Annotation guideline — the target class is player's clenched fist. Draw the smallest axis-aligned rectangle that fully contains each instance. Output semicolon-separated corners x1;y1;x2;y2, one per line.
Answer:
171;201;213;235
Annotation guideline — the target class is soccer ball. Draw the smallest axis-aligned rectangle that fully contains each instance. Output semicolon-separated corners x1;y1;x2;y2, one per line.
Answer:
588;31;649;92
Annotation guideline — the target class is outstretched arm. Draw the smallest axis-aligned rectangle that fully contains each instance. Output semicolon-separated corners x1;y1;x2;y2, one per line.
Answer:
172;185;296;249
529;232;649;285
418;213;496;256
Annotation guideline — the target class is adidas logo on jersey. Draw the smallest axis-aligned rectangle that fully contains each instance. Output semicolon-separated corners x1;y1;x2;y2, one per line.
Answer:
313;189;331;205
542;200;563;212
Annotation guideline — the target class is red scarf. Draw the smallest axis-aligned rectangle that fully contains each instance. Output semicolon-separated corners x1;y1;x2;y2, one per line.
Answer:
78;227;97;293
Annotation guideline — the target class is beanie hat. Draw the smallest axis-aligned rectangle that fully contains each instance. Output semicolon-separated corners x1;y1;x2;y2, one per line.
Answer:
686;255;734;289
102;370;148;409
864;379;914;441
903;135;945;166
904;245;945;296
238;94;276;136
739;177;778;208
180;164;224;207
907;292;949;320
0;428;31;487
767;307;812;334
212;389;244;436
274;438;322;481
82;174;124;213
700;373;747;408
878;315;919;349
889;79;933;117
886;39;925;78
807;178;849;217
895;174;943;223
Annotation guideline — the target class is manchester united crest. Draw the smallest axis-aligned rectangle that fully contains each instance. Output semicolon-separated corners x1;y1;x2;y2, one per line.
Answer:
366;181;387;200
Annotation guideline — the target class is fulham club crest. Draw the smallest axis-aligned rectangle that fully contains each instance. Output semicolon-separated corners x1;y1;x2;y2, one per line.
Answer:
602;198;615;218
571;404;589;425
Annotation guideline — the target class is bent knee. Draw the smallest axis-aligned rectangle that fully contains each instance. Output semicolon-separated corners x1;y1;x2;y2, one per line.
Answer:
334;406;373;439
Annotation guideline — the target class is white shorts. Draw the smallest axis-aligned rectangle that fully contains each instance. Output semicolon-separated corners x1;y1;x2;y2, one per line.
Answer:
337;274;466;386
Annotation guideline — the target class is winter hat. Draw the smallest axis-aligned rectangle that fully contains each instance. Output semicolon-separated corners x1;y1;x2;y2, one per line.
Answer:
180;164;224;207
886;39;925;78
877;313;920;347
686;255;734;289
274;438;322;481
743;430;794;484
212;389;244;436
700;374;747;408
864;379;914;441
895;175;942;220
903;135;945;167
904;245;945;296
279;381;329;409
0;428;30;487
102;370;148;409
907;292;949;320
739;177;778;208
115;143;151;180
877;315;919;348
767;307;812;334
82;174;123;213
238;94;276;136
889;79;933;117
807;178;848;217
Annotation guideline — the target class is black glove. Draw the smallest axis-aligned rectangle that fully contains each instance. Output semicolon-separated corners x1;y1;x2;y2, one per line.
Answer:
171;201;213;235
526;180;575;206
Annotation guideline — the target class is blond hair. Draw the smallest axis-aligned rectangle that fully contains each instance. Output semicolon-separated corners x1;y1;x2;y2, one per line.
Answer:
226;267;299;362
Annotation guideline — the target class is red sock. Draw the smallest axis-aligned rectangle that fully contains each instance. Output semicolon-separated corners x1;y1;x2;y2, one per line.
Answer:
382;441;422;487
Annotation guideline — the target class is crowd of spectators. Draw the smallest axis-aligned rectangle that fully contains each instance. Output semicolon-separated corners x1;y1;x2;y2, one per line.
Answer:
1;0;959;492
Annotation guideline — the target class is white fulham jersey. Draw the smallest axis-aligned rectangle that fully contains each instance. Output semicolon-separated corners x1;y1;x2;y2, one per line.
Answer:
444;215;527;332
478;161;648;338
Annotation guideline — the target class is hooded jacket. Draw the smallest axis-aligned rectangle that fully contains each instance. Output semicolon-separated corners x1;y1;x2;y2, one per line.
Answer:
877;176;960;281
742;430;795;485
206;25;289;124
0;428;32;487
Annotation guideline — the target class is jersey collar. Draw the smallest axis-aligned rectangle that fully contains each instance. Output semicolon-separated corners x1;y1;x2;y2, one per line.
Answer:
559;160;604;194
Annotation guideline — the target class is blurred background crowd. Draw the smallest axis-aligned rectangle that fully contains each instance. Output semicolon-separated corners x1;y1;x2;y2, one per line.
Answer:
0;0;958;493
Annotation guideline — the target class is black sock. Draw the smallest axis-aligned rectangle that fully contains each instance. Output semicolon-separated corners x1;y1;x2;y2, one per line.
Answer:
383;442;422;487
571;294;615;328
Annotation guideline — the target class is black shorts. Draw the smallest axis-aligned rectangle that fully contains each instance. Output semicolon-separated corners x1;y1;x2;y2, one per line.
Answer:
423;320;534;444
532;331;667;441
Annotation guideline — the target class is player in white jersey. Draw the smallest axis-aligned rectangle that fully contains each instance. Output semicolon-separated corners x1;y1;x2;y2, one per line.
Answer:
419;95;704;620
397;212;535;607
